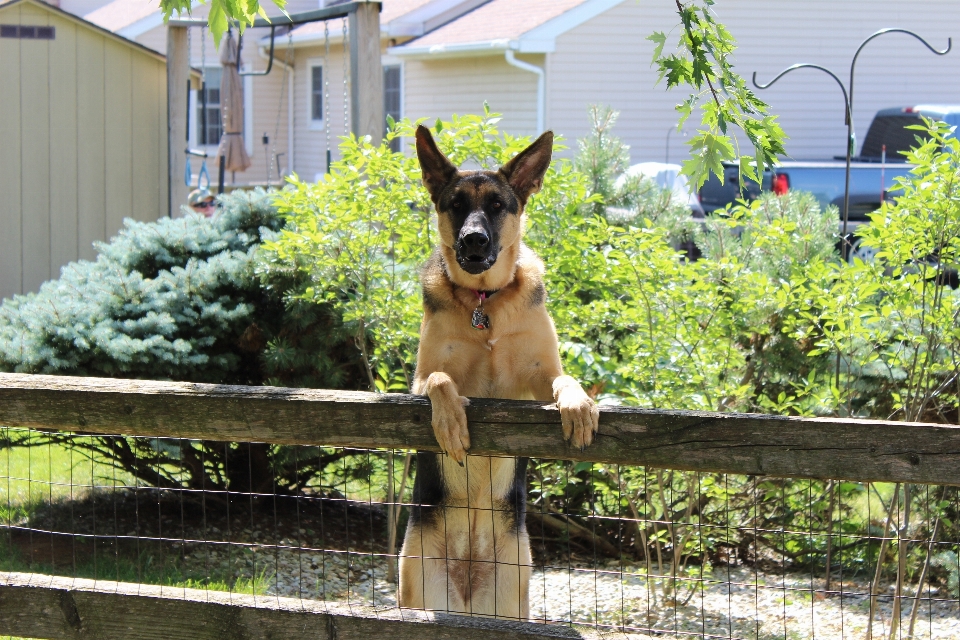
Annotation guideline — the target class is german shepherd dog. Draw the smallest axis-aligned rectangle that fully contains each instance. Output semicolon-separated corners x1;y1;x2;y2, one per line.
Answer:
398;126;600;620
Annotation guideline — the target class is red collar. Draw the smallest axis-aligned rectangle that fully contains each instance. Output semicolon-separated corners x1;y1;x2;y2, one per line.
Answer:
469;289;499;302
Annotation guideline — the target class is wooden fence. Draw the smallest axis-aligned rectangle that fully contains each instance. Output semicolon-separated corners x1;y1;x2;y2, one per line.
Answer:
1;371;959;639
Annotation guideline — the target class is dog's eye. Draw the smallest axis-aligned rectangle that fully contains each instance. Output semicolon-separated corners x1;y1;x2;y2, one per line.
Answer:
452;200;461;209
491;200;502;210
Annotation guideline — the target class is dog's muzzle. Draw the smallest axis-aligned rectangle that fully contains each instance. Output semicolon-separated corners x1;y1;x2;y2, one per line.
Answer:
455;228;498;274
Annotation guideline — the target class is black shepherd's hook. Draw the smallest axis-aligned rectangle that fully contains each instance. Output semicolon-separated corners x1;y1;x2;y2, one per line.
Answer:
850;30;951;111
752;64;850;123
750;28;953;239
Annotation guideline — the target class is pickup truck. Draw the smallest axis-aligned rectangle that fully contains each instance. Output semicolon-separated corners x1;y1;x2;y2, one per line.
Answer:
698;105;960;261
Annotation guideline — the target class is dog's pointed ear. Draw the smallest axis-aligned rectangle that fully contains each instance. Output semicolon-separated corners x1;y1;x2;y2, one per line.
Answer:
498;131;554;207
416;125;458;204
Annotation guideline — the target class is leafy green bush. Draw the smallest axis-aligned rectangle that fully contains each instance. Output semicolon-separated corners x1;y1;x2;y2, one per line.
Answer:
782;117;960;423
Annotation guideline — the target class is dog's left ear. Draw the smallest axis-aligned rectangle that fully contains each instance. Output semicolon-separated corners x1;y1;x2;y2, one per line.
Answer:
498;131;554;207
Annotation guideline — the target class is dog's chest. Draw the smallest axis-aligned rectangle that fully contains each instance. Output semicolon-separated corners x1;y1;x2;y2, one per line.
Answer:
453;330;537;399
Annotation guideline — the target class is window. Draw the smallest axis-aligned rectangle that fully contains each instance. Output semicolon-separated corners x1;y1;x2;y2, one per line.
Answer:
196;67;222;146
384;65;401;152
0;24;55;39
311;65;324;123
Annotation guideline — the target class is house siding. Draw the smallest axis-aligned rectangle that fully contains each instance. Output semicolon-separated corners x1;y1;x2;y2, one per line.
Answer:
403;54;541;140
291;41;353;181
546;0;644;159
402;0;959;164
245;48;294;184
725;0;958;161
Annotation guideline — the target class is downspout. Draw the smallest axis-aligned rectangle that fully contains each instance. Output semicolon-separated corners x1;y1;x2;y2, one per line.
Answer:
504;49;544;133
259;45;295;178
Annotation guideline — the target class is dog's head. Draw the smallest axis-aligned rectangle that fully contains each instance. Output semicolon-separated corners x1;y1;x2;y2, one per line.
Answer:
416;125;553;276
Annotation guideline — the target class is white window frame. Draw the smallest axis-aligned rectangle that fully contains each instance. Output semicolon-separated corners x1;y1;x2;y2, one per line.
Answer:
307;58;325;132
243;64;253;155
382;56;404;151
189;64;224;153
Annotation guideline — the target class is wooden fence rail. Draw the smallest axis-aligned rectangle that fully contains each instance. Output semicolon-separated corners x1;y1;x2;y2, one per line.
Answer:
1;372;958;485
0;572;599;640
2;371;960;639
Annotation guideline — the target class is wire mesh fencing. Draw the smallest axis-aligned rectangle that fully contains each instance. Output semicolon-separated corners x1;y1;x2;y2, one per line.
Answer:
3;425;960;639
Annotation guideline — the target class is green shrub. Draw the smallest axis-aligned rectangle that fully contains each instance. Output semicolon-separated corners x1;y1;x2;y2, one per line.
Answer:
782;117;960;423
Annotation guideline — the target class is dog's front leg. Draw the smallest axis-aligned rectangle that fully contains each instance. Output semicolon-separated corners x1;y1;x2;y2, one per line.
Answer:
552;375;600;450
419;371;471;464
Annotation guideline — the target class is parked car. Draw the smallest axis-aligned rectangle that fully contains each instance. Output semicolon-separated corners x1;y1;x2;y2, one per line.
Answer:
698;105;960;262
614;162;704;218
609;162;704;259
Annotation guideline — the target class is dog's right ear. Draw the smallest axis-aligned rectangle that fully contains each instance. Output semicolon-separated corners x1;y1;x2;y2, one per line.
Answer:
416;125;458;204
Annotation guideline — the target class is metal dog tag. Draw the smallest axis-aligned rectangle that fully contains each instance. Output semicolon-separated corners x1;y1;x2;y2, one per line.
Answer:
471;306;490;330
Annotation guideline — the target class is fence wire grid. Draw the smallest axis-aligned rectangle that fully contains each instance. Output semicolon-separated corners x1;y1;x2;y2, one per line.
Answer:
3;426;960;639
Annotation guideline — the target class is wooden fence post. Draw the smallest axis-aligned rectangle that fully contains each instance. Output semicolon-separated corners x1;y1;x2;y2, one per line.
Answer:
167;25;189;218
349;2;383;144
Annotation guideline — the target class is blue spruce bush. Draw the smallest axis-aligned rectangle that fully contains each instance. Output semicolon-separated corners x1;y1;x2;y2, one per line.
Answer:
0;189;359;389
0;190;362;491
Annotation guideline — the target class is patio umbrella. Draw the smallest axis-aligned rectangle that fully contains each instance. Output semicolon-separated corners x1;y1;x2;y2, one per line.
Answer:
216;32;251;176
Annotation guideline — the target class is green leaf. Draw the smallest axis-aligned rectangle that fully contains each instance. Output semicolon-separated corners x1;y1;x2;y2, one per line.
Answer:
683;131;734;189
647;31;667;62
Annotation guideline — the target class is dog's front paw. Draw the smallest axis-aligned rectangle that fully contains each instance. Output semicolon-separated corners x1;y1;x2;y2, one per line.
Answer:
431;394;471;464
556;382;599;450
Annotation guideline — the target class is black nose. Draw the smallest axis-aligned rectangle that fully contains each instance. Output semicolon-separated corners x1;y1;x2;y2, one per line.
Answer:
461;231;489;254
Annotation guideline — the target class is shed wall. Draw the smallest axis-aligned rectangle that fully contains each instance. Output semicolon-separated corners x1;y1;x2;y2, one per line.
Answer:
0;1;168;300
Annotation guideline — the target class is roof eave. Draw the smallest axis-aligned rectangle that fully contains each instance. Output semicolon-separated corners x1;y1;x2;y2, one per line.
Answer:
388;37;552;59
389;0;626;60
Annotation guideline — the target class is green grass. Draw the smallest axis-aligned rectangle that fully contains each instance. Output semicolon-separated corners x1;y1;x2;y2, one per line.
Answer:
0;533;272;594
1;433;135;525
1;434;271;600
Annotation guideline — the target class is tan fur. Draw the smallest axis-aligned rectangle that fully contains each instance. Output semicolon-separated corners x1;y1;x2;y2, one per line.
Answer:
398;128;599;620
399;455;532;618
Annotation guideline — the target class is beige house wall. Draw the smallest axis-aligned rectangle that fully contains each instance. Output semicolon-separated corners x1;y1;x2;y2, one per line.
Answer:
290;41;354;182
394;0;960;164
0;0;167;300
546;0;644;159
244;47;293;184
402;54;541;141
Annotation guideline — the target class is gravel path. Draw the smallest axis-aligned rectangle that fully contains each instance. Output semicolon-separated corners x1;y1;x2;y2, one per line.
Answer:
178;532;960;639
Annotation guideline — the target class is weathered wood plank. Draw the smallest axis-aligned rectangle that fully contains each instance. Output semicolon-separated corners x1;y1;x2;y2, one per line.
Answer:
1;372;959;485
0;572;597;640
